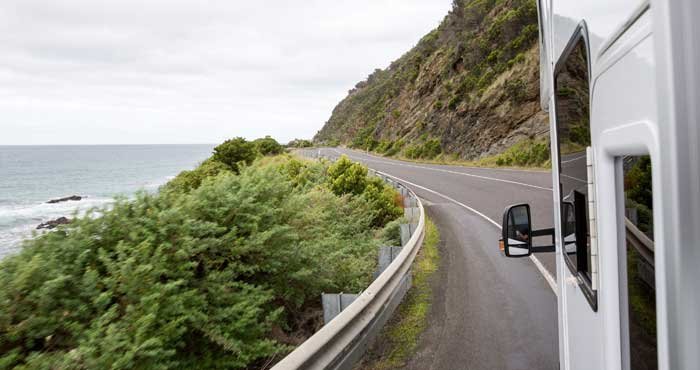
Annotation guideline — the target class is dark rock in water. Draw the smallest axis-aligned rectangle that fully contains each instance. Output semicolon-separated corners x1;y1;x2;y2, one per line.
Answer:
47;195;83;204
37;217;72;230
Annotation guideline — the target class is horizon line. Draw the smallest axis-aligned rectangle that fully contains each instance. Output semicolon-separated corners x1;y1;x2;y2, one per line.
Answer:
0;143;220;146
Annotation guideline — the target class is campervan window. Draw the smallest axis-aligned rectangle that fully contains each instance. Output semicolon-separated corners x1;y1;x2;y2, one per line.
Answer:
554;23;597;308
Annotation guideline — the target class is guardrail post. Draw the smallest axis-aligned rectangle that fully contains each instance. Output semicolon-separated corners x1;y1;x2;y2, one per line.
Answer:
322;293;360;325
374;246;403;279
404;195;416;209
399;185;409;198
400;224;413;246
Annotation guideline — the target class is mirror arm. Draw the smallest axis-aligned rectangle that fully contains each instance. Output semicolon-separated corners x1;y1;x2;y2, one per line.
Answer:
530;227;555;253
531;245;555;253
531;227;555;237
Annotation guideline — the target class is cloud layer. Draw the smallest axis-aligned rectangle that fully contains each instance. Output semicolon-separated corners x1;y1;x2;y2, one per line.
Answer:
0;0;452;145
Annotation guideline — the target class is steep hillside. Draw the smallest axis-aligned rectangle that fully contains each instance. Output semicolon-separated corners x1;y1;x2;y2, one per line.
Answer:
315;0;549;162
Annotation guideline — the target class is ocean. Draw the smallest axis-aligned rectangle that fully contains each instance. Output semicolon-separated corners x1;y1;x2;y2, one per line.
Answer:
0;144;214;258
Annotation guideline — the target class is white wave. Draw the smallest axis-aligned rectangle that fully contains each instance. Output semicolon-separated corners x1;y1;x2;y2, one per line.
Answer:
0;196;115;259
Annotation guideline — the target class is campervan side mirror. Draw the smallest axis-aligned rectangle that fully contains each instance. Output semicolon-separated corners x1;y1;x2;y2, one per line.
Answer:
501;204;532;258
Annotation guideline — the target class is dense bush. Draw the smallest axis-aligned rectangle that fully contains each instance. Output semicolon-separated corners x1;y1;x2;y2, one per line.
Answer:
163;158;230;193
253;136;284;156
326;156;368;196
504;77;527;102
360;177;405;227
383;139;405;157
287;139;313;148
0;153;402;369
625;156;653;235
166;137;285;193
375;140;393;154
350;127;380;152
485;139;550;167
404;138;442;160
327;156;403;227
625;156;652;209
212;137;258;172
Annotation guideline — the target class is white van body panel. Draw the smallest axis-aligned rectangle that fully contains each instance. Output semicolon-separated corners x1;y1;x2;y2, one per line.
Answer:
551;0;646;73
594;22;659;370
651;0;700;368
541;0;700;368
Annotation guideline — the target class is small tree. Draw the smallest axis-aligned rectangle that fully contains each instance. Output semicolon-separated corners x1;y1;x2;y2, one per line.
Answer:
213;137;258;173
362;177;403;227
326;156;368;196
253;136;284;156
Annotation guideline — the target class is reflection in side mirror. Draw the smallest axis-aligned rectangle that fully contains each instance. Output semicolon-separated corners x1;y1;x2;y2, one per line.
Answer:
501;204;532;258
562;201;577;255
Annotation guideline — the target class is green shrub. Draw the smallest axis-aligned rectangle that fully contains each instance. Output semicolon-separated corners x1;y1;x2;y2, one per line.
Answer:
361;177;404;227
0;153;403;370
422;139;442;159
212;137;258;173
507;52;526;68
384;140;405;157
376;140;394;154
326;156;403;226
253;136;284;156
448;95;461;110
625;156;652;209
486;49;502;66
403;138;442;160
351;126;376;150
625;156;653;235
477;70;496;90
287;139;313;148
327;156;368;196
404;144;423;159
504;78;527;102
483;139;550;167
164;158;230;193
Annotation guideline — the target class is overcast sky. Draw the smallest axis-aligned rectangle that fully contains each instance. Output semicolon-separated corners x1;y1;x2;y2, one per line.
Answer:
0;0;452;145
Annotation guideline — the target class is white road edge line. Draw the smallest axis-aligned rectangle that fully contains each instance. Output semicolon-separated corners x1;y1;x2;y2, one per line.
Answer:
375;170;559;296
332;149;553;192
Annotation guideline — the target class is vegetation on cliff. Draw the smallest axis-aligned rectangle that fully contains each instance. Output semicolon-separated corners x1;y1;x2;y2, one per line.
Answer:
0;138;402;369
315;0;549;164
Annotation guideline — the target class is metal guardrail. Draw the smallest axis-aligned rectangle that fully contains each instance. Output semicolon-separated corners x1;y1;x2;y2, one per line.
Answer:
625;218;654;267
271;168;426;370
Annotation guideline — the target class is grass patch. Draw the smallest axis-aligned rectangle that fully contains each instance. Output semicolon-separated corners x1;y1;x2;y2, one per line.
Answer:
366;141;551;171
357;137;551;170
360;218;440;370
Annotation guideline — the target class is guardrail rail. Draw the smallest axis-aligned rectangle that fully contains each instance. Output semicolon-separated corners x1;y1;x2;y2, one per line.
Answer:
625;218;654;266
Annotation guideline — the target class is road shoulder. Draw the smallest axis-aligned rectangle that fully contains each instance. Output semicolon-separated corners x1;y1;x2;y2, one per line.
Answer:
354;212;441;370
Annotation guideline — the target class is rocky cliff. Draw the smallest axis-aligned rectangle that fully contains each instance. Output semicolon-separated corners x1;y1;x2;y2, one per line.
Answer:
314;0;549;161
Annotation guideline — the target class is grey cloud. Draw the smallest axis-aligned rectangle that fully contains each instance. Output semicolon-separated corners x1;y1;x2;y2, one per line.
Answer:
0;0;452;145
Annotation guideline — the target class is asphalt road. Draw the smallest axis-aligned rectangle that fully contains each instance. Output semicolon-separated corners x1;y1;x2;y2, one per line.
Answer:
300;148;559;370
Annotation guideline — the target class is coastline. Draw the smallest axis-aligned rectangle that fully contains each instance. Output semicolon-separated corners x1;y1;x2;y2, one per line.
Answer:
0;144;213;260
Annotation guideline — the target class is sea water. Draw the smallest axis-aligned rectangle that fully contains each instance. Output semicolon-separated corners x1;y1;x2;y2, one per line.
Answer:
0;144;214;258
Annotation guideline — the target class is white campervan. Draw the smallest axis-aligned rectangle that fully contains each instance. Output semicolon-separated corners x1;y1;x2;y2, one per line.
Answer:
499;1;700;369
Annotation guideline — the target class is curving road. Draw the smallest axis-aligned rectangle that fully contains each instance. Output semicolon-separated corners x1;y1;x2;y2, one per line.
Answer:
301;148;559;370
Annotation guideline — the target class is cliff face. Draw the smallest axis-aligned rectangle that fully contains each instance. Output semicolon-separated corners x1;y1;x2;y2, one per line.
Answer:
314;0;548;160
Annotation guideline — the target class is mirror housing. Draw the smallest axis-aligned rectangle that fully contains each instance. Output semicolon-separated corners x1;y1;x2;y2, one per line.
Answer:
501;204;533;258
